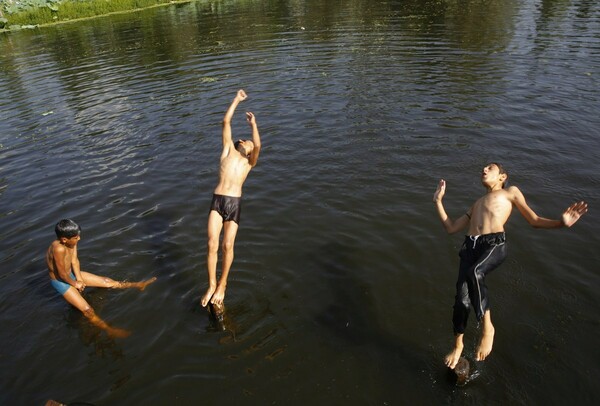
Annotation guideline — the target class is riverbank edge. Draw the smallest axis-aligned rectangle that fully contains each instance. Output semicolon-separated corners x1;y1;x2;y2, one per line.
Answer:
0;0;196;33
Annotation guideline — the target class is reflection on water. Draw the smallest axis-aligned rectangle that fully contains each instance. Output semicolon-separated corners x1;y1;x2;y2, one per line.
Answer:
1;0;599;404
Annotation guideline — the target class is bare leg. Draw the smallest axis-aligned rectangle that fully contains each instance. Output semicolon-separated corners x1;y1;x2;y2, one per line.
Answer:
62;287;130;338
476;309;495;361
115;277;157;290
202;211;224;307
80;271;156;291
210;220;239;306
445;333;464;369
83;309;131;338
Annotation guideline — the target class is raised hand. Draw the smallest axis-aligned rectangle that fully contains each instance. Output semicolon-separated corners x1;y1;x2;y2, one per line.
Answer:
236;89;247;101
562;201;588;227
434;179;446;203
246;111;256;126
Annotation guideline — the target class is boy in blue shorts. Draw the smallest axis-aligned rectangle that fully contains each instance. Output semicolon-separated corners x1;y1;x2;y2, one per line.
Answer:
46;219;156;338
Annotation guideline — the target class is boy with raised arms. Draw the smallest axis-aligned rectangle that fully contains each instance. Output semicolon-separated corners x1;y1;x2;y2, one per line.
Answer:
201;89;261;310
433;163;587;369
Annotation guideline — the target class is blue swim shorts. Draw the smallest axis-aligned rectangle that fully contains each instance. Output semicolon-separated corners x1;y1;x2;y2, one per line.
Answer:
50;272;76;295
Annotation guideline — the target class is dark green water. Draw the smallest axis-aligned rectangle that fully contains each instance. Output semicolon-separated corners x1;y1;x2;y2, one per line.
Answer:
1;0;599;404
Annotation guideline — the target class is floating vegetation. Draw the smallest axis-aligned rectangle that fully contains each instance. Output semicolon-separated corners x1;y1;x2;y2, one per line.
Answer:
199;77;218;83
0;0;193;30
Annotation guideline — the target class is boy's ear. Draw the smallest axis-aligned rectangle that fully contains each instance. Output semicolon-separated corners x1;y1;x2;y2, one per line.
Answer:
59;237;68;244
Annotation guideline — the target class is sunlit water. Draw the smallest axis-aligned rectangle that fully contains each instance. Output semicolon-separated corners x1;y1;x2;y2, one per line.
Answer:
1;0;599;404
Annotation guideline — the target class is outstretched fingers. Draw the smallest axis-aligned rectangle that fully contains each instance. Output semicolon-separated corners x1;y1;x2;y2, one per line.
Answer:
572;201;588;214
563;201;588;227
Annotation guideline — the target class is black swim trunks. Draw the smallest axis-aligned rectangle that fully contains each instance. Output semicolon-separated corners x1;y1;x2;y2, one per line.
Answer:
452;232;507;335
209;194;242;224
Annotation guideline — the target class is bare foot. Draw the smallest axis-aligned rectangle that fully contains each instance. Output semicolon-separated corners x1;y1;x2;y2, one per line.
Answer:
115;277;157;290
476;325;495;361
106;327;131;339
445;343;464;369
137;276;157;291
201;286;216;307
209;285;226;306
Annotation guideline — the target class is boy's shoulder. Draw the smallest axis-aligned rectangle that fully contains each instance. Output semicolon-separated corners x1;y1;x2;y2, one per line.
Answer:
49;240;66;254
504;185;523;199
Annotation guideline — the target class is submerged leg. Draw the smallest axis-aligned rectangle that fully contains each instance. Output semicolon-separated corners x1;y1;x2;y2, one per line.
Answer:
62;287;130;338
83;308;131;339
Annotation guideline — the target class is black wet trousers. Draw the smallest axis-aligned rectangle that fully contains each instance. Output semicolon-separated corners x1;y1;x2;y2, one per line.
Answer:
452;232;507;335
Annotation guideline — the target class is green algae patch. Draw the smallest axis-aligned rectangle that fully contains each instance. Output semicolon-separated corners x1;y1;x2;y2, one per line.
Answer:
0;0;193;30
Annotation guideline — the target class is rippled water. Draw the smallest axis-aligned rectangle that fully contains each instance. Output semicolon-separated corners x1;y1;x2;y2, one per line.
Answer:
1;0;599;404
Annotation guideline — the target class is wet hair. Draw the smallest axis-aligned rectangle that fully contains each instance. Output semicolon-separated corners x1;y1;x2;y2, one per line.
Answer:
234;140;251;157
55;219;81;239
489;162;509;188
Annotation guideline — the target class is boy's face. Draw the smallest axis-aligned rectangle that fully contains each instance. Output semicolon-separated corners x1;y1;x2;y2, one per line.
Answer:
236;139;254;157
60;234;80;248
481;164;506;188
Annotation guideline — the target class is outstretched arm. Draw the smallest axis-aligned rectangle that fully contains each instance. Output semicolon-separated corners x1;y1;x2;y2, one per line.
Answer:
246;112;261;167
222;89;247;148
510;186;588;228
433;179;470;234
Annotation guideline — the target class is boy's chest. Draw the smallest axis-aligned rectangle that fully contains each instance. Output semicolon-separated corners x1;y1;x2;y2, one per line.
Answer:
474;193;512;215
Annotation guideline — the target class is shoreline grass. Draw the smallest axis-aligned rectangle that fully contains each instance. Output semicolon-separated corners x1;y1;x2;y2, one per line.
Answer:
0;0;194;31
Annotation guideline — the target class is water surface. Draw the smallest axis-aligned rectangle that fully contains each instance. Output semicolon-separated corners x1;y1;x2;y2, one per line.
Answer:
1;0;599;404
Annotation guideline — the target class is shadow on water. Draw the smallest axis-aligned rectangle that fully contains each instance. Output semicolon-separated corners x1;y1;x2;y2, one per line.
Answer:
307;238;437;399
205;302;240;344
304;237;497;402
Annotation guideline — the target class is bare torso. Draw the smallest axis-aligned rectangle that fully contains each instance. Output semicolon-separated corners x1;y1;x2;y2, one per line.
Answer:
468;189;514;235
213;150;252;197
46;240;71;280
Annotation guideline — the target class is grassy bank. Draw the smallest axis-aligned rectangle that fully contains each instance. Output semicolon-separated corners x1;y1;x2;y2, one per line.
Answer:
0;0;192;30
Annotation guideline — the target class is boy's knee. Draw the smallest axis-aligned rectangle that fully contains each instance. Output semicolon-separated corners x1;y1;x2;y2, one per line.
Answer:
82;307;95;318
222;240;235;253
103;277;117;287
207;239;219;253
